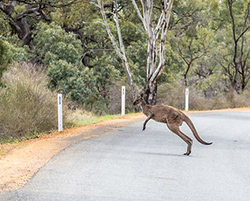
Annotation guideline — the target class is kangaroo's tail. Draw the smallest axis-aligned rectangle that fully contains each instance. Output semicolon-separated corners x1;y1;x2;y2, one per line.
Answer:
183;115;213;145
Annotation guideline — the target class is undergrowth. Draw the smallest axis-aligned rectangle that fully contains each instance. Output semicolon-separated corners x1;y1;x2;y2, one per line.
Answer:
0;63;72;143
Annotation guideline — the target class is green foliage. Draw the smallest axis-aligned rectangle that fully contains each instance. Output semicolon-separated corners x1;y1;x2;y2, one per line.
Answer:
121;21;145;45
0;39;28;85
33;23;96;107
47;55;118;113
32;21;124;113
82;53;122;114
52;2;97;27
0;13;11;37
47;60;96;105
0;40;11;75
33;22;82;65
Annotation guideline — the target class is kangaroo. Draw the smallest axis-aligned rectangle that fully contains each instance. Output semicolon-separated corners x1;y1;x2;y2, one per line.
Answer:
133;95;212;155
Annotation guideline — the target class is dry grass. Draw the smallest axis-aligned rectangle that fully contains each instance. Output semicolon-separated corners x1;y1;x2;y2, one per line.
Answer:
0;63;71;142
68;109;119;126
107;82;135;114
158;81;250;110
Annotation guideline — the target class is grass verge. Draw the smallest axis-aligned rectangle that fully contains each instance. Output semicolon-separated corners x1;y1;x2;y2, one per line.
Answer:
72;114;119;126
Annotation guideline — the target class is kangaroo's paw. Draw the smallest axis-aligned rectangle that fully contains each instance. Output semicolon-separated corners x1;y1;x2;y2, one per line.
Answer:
142;127;146;131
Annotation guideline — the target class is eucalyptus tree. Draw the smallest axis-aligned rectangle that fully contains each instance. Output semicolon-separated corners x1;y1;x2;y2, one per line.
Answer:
218;0;250;92
169;0;216;88
88;0;135;101
132;0;174;104
91;0;174;104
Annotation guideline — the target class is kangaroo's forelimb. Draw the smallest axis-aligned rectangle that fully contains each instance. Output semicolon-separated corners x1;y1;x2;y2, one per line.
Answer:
142;114;154;131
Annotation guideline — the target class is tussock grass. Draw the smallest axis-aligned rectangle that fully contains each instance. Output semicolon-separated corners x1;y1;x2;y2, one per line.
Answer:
0;63;71;143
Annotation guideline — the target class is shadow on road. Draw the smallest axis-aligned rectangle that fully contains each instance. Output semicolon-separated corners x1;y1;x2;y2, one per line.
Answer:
135;151;187;157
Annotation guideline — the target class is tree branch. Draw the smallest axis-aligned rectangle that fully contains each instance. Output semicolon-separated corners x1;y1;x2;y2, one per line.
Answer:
95;0;134;94
131;0;145;27
15;0;80;8
150;0;174;83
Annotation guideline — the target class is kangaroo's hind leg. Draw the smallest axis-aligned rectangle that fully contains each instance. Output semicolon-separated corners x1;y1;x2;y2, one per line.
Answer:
166;123;193;156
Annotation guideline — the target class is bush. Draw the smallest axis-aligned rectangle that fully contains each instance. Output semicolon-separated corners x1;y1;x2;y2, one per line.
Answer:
0;39;28;84
33;22;83;66
0;63;71;142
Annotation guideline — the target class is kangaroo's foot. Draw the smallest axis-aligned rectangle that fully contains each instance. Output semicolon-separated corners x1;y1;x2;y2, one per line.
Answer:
183;151;191;156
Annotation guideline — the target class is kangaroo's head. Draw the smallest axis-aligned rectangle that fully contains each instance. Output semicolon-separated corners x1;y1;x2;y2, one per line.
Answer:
133;93;146;106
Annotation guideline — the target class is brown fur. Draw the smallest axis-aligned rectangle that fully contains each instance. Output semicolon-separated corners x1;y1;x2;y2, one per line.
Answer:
133;96;212;155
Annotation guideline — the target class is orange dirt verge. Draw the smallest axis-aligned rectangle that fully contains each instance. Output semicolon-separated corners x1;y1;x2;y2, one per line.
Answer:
0;113;144;193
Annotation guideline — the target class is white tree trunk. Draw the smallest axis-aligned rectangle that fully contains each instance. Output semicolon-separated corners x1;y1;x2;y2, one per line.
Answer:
93;0;174;104
132;0;174;104
96;0;134;98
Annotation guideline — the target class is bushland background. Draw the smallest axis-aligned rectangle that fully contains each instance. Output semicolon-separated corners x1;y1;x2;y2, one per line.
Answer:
1;0;250;142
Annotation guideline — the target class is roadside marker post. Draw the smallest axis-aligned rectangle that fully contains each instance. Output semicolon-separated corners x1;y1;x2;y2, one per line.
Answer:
185;88;189;111
121;86;125;116
58;94;63;132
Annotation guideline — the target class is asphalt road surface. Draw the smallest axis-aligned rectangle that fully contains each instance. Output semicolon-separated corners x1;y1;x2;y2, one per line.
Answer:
1;111;250;201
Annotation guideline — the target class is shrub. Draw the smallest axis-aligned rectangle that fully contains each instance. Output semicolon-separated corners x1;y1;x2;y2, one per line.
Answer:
0;63;71;142
0;39;28;84
33;22;83;66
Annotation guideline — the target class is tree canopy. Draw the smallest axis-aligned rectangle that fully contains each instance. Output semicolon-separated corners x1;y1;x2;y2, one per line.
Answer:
1;0;250;112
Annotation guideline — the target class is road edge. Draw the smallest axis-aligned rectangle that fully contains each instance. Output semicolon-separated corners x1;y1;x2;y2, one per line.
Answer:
0;113;144;193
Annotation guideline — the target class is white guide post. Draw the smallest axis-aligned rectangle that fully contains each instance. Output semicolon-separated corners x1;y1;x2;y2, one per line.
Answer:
185;88;189;111
58;94;63;132
121;86;126;116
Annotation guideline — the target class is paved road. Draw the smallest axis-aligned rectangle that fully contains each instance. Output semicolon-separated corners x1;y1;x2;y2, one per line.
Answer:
1;111;250;201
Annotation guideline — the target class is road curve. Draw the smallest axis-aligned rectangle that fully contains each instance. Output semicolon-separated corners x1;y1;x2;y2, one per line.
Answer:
1;111;250;201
